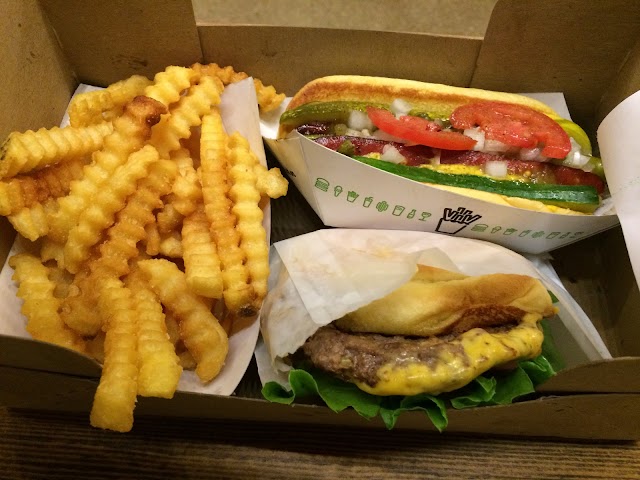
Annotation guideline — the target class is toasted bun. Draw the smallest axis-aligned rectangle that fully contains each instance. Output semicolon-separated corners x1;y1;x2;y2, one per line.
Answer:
326;265;555;396
284;74;559;122
335;265;556;337
280;75;592;215
426;184;587;215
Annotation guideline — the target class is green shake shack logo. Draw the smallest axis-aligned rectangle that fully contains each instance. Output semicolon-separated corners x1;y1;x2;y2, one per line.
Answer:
436;207;482;235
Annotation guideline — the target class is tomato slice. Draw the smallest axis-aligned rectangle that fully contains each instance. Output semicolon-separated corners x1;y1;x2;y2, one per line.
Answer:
366;107;476;151
552;165;605;194
450;101;571;159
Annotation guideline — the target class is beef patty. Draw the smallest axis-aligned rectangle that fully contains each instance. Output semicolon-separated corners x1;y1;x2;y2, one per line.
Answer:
298;323;516;388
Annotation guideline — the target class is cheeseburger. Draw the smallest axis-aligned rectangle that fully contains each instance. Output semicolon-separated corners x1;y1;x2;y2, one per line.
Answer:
285;265;557;397
279;75;605;214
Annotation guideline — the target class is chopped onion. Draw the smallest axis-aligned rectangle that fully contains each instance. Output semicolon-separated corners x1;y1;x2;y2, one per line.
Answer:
484;160;508;178
430;150;441;166
484;139;511;153
381;144;406;164
464;127;485;151
391;98;413;116
519;146;543;161
561;138;590;169
345;127;365;137
348;110;374;131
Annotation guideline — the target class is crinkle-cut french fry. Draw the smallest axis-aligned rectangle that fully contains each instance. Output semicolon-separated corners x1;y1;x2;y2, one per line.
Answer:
48;96;165;244
190;62;285;112
68;90;112;128
137;259;228;383
144;221;161;256
69;75;152;127
0;156;87;216
170;149;201;217
158;230;183;258
63;145;159;273
191;62;248;84
48;266;75;300
40;238;65;266
0;122;113;179
182;205;223;298
252;78;287;113
126;270;182;398
144;66;197;108
227;133;270;308
8;198;57;241
108;76;153;105
156;199;184;234
86;331;106;364
92;159;178;278
59;269;103;336
164;311;181;346
8;253;86;353
178;349;197;370
149;75;223;159
218;312;234;337
254;164;289;199
90;277;138;433
199;110;255;315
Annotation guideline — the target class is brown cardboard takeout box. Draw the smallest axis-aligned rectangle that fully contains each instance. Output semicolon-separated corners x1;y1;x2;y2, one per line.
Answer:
1;0;640;440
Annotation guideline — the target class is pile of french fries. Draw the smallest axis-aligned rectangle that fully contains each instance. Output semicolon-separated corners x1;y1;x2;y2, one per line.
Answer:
1;63;288;432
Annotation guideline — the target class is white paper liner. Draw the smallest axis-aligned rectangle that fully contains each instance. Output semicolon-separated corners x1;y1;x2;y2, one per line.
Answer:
257;229;612;388
597;90;640;287
0;78;265;396
260;92;619;255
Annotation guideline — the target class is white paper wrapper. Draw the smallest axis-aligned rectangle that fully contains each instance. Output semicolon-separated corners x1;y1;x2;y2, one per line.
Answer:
257;229;612;388
597;90;640;287
0;78;265;396
260;93;619;254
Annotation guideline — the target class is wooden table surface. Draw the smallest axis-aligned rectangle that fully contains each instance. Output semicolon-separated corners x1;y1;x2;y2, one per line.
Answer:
1;406;639;479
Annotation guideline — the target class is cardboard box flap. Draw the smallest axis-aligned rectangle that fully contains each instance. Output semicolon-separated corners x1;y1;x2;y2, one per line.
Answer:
1;0;74;137
197;25;482;95
538;357;640;393
39;0;203;86
2;364;640;440
472;0;640;134
0;335;100;378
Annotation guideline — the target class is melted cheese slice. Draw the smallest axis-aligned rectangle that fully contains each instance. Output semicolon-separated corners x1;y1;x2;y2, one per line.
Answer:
355;313;544;396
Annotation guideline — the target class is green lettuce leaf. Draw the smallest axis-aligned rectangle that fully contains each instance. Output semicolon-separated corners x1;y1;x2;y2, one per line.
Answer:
262;319;561;431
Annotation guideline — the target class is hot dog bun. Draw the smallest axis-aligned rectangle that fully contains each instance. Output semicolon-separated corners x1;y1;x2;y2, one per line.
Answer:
280;75;560;137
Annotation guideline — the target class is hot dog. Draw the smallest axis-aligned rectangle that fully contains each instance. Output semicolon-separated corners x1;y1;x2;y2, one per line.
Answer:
279;75;606;214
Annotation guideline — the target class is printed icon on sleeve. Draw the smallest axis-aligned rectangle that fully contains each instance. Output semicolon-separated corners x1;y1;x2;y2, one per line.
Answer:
419;212;432;221
333;185;343;197
491;226;502;234
519;230;532;237
471;224;488;232
363;196;373;207
504;228;517;235
559;232;570;239
571;231;584;238
546;232;560;239
392;205;405;216
347;191;359;202
314;177;329;192
376;201;389;212
532;231;545;238
436;207;482;235
407;209;416;219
